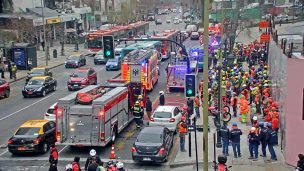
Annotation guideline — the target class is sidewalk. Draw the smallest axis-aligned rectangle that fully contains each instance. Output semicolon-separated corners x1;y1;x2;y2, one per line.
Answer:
2;43;87;83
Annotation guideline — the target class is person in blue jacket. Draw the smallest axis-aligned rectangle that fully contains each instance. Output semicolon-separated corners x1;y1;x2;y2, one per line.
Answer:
266;122;278;161
259;122;268;157
219;124;230;156
248;127;260;160
229;122;242;158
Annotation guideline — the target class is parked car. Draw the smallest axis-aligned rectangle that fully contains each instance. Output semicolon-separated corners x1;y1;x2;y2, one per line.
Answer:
276;14;288;22
190;32;200;40
166;19;171;23
26;67;53;83
94;50;107;64
0;79;10;98
149;105;182;132
106;58;121;71
65;54;86;68
173;17;180;24
67;68;97;91
155;19;162;25
44;103;57;121
8;120;56;154
132;127;173;163
22;76;57;98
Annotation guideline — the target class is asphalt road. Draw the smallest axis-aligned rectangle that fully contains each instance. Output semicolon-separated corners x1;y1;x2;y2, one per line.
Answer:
0;12;201;170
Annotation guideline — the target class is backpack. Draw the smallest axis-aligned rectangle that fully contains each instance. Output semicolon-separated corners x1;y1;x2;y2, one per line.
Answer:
65;164;73;171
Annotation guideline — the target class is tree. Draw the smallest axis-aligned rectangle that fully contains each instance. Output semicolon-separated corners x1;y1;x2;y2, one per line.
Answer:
0;0;13;13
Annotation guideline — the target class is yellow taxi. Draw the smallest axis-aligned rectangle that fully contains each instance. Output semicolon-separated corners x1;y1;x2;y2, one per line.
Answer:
8;120;56;154
26;67;53;83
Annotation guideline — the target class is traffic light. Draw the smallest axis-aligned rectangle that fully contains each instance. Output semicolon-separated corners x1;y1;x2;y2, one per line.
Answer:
185;74;197;98
103;35;114;59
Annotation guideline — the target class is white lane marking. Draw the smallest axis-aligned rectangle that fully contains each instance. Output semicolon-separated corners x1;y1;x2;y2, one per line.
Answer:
0;149;8;157
58;145;68;154
0;93;56;121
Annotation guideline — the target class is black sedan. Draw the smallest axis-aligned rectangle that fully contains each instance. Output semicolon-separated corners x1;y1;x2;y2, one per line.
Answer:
22;76;57;98
132;127;173;163
65;55;86;68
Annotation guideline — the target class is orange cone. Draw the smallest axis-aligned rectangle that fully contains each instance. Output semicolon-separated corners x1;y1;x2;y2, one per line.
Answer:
110;144;116;159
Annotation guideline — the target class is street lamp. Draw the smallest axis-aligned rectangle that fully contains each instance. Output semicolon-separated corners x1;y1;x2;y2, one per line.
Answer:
41;0;49;66
74;18;79;52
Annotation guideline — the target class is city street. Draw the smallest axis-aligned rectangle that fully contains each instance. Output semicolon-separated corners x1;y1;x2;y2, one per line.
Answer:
0;12;201;170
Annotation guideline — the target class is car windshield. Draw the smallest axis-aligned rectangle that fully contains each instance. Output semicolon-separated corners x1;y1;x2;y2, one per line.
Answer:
153;111;172;118
137;132;163;143
108;59;118;62
68;56;80;60
71;72;87;78
15;127;40;136
47;108;55;114
31;69;44;74
28;79;44;85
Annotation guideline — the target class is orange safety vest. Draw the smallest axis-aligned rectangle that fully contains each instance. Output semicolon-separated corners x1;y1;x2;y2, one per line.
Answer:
194;97;200;107
272;117;279;129
178;122;187;134
231;97;238;106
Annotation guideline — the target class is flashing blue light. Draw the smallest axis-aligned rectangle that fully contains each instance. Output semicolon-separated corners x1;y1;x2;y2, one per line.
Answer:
192;51;198;56
141;63;145;66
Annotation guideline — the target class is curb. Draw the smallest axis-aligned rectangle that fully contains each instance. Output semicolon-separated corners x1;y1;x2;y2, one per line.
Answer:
169;161;213;168
7;63;65;84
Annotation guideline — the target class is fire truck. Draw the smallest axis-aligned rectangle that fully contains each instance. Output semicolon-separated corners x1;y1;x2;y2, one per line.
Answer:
121;49;159;92
55;80;144;146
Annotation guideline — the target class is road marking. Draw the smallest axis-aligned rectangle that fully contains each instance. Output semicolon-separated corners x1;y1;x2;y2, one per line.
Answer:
0;93;55;121
0;150;8;157
58;145;68;154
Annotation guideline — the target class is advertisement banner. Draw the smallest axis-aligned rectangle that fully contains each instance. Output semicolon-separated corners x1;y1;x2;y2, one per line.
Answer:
13;48;26;67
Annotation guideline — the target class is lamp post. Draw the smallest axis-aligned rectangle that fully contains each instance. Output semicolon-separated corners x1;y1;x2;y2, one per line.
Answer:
41;0;49;66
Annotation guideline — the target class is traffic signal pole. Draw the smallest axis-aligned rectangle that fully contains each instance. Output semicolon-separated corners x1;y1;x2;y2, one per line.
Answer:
202;0;210;170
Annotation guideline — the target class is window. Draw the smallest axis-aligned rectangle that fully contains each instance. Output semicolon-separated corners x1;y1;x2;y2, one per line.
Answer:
137;132;163;143
153;111;172;118
15;127;40;136
174;108;180;116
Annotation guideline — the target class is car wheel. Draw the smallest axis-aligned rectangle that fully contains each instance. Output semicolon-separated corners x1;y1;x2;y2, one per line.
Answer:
53;85;57;91
111;127;117;144
106;68;109;71
41;142;49;153
42;90;46;97
4;90;10;98
23;94;27;98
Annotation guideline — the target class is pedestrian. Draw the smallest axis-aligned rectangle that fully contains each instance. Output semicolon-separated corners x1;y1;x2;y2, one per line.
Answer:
271;113;279;145
145;97;152;120
248;127;259;160
229;122;242;158
178;116;187;152
7;60;12;79
219;124;230;156
194;95;201;118
87;157;98;171
296;154;304;171
259;122;268;157
41;41;45;51
231;92;238;117
85;149;103;171
11;62;17;81
72;156;81;171
48;144;58;171
159;91;165;106
0;60;4;78
266;122;278;162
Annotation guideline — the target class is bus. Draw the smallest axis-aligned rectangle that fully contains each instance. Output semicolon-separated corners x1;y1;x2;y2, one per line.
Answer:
120;41;162;60
121;49;159;91
87;22;149;56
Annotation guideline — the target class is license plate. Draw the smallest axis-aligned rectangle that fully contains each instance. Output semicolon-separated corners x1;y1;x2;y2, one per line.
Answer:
143;157;151;161
18;147;26;151
28;92;33;95
73;84;79;87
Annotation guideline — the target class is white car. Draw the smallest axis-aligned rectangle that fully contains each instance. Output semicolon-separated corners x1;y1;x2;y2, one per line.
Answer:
277;14;288;21
173;18;180;24
166;19;171;23
149;106;182;132
44;103;58;121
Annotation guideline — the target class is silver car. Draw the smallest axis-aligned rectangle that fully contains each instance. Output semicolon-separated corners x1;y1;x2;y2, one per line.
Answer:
44;103;57;121
149;106;182;132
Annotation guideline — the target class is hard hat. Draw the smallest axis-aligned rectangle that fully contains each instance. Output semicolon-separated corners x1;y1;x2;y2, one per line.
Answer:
271;107;276;111
135;101;139;105
267;122;272;127
90;149;96;156
250;127;256;132
159;91;164;95
181;116;186;121
242;84;247;87
253;116;258;121
116;162;124;169
138;95;142;99
182;106;188;111
232;122;237;126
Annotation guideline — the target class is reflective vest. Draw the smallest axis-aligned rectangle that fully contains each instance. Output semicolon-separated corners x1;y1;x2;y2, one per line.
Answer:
133;104;141;117
194;97;200;108
178;122;187;134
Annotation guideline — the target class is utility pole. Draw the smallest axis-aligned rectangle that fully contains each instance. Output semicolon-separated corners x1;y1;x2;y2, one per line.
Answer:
41;0;49;66
202;0;209;170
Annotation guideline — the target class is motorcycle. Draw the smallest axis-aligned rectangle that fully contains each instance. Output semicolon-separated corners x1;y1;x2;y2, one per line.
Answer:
212;155;232;171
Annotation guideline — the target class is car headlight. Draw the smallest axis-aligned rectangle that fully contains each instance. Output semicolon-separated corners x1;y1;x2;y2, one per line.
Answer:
36;87;43;91
75;61;78;64
64;61;67;64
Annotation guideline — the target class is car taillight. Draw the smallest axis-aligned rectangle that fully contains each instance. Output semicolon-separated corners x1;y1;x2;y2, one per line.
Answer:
150;117;154;122
158;148;165;155
170;118;175;122
132;147;137;154
8;139;13;145
33;138;40;145
56;108;63;116
45;113;49;117
81;79;88;85
67;81;71;85
56;131;61;142
100;132;105;141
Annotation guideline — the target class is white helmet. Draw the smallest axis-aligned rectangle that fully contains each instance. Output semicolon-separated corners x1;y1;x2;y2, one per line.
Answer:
159;91;164;95
253;116;258;121
250;127;256;132
116;162;124;169
90;149;96;156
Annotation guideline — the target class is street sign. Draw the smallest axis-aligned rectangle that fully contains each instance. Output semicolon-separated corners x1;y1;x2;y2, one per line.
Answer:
188;125;196;132
258;21;270;28
46;17;62;24
260;33;271;42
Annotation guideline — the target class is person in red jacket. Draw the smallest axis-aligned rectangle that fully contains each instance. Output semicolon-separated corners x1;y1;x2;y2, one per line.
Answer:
49;144;58;171
72;156;81;171
272;114;279;145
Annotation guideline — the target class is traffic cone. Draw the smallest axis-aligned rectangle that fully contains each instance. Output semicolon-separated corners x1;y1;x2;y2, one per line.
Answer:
110;144;116;159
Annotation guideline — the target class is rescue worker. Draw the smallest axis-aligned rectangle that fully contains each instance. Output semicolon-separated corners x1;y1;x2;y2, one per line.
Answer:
159;91;165;106
137;95;144;107
11;62;17;81
259;122;268;157
240;95;249;123
132;101;143;128
266;122;278;161
272;113;279;145
87;157;99;171
219;124;230;156
85;149;102;171
194;95;201;118
178;116;187;152
145;97;152;121
72;156;81;171
248;127;260;160
297;154;304;171
252;116;259;128
229;122;242;158
231;92;238;117
250;104;257;126
48;144;58;171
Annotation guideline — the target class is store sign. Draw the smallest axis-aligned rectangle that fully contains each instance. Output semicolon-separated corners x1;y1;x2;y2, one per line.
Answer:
46;17;62;24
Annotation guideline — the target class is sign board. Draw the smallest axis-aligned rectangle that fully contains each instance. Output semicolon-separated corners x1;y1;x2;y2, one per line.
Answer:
46;17;62;24
258;21;270;28
33;18;43;26
130;65;141;82
188;125;195;132
260;33;271;42
13;48;26;67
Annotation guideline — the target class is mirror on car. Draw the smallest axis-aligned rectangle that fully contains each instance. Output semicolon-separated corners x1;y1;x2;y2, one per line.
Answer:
228;166;232;168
